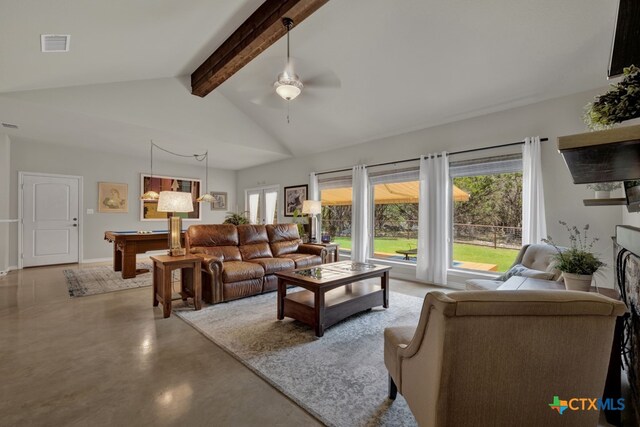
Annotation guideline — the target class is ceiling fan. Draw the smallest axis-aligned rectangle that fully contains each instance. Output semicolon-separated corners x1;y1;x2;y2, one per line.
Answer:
244;17;341;110
274;18;303;101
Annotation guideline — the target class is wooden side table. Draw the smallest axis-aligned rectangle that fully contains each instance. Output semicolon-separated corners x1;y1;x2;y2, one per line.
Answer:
151;255;202;318
307;242;339;263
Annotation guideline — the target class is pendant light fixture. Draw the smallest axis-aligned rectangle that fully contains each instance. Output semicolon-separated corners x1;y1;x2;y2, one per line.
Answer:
274;18;303;101
140;141;159;201
196;151;215;203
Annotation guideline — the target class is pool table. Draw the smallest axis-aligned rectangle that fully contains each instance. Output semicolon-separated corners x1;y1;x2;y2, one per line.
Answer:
104;231;185;279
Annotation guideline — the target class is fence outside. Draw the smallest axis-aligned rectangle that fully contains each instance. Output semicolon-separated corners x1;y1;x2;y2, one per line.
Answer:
322;219;521;249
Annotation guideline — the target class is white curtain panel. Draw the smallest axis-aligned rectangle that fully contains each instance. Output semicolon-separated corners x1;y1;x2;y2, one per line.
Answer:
416;152;450;285
522;136;547;245
264;191;277;225
309;172;321;239
248;193;259;224
351;165;370;263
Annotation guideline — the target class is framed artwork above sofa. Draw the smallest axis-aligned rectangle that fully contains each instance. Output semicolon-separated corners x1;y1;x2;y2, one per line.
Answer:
284;184;308;217
140;173;201;221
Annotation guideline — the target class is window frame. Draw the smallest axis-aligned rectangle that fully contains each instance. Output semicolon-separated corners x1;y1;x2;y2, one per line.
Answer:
448;153;524;273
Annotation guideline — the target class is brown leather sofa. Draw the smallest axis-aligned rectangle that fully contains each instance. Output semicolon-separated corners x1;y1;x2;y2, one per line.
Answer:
185;223;326;304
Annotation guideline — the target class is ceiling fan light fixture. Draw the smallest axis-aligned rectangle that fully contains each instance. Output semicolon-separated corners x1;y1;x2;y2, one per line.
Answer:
274;73;303;100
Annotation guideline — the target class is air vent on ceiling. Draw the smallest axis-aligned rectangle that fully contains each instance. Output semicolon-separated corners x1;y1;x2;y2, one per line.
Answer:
41;34;70;52
1;123;18;129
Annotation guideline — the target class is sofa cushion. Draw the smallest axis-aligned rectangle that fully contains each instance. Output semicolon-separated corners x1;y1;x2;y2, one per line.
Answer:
237;224;269;245
240;243;273;260
465;279;504;291
279;253;322;268
267;224;302;256
222;261;265;282
187;224;238;246
271;241;301;257
187;224;241;261
499;263;556;281
192;246;241;262
248;257;295;274
222;278;263;301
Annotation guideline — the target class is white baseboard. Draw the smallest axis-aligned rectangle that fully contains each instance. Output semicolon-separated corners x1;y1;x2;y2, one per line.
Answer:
0;265;18;276
81;257;113;264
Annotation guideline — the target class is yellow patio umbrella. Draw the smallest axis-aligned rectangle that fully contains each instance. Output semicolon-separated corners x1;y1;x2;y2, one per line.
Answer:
321;181;469;205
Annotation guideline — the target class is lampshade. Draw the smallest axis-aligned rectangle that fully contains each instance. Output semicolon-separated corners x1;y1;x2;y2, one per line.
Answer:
157;191;194;213
196;193;215;203
141;190;159;201
274;73;303;101
302;200;321;215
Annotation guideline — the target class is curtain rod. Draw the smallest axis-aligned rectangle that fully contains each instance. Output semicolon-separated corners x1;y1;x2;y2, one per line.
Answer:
315;137;548;176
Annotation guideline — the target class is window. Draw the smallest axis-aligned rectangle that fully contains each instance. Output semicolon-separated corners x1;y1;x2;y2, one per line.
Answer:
369;168;420;263
319;175;352;256
245;186;279;224
450;154;523;272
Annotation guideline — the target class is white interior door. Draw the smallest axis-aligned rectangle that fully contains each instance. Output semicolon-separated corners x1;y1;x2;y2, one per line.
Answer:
246;186;278;224
21;173;80;267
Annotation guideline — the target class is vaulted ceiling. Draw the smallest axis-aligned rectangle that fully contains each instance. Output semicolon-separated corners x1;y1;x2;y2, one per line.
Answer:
0;0;618;169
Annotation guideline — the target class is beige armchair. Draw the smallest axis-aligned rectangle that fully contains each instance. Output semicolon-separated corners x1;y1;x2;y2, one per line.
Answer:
466;243;563;291
384;290;626;427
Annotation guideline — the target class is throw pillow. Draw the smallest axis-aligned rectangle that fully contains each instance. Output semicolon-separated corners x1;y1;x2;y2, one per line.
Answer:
499;263;555;281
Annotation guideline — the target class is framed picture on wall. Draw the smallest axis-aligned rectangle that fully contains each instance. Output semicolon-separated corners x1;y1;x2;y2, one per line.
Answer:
209;191;228;211
98;182;128;213
140;174;202;221
284;184;308;217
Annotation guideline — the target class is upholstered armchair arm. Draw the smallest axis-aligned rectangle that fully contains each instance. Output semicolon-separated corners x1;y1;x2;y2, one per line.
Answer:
297;243;324;256
397;293;450;359
391;292;456;390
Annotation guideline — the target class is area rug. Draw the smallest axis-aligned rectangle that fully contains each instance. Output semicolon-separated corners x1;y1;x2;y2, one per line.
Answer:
175;289;424;427
64;264;153;297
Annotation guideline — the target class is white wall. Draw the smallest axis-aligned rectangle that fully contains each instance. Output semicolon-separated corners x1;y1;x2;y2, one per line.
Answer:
8;137;237;265
0;134;11;274
237;88;622;288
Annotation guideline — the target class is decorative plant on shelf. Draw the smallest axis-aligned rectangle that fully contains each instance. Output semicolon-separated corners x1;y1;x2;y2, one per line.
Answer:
584;65;640;130
223;211;249;225
586;182;622;199
292;208;309;242
542;221;605;291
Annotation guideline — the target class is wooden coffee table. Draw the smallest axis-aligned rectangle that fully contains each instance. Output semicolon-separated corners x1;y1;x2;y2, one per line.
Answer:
275;261;391;337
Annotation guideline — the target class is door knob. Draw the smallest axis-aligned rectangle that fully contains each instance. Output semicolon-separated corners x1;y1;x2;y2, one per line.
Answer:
73;218;78;221
72;224;78;227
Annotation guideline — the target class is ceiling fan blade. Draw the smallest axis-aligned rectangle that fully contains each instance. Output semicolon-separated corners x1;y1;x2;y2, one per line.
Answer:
303;71;341;89
250;93;286;109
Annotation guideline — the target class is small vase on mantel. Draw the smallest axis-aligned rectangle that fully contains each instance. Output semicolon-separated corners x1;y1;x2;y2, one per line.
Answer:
563;272;593;292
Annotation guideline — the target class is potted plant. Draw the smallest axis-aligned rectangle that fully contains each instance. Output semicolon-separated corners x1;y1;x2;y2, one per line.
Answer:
586;182;622;199
543;221;605;291
584;65;640;130
223;211;249;225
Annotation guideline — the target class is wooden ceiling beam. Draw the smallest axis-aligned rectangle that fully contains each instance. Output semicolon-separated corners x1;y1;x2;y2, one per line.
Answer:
190;0;329;98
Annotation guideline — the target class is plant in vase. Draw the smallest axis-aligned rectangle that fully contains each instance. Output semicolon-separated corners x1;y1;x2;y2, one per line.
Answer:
542;221;605;291
583;65;640;131
292;209;309;243
223;211;249;225
586;182;622;199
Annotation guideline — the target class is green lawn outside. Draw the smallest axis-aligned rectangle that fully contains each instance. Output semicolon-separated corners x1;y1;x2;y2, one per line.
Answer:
331;237;518;272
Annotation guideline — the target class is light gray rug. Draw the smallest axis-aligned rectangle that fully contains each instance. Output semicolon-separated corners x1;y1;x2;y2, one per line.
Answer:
64;264;153;297
175;288;423;427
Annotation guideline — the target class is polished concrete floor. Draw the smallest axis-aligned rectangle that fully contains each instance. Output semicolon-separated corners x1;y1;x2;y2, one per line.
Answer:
0;262;446;426
1;263;633;426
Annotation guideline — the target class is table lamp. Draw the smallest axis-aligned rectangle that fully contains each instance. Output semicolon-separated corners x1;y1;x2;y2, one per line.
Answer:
157;191;193;256
302;200;322;243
